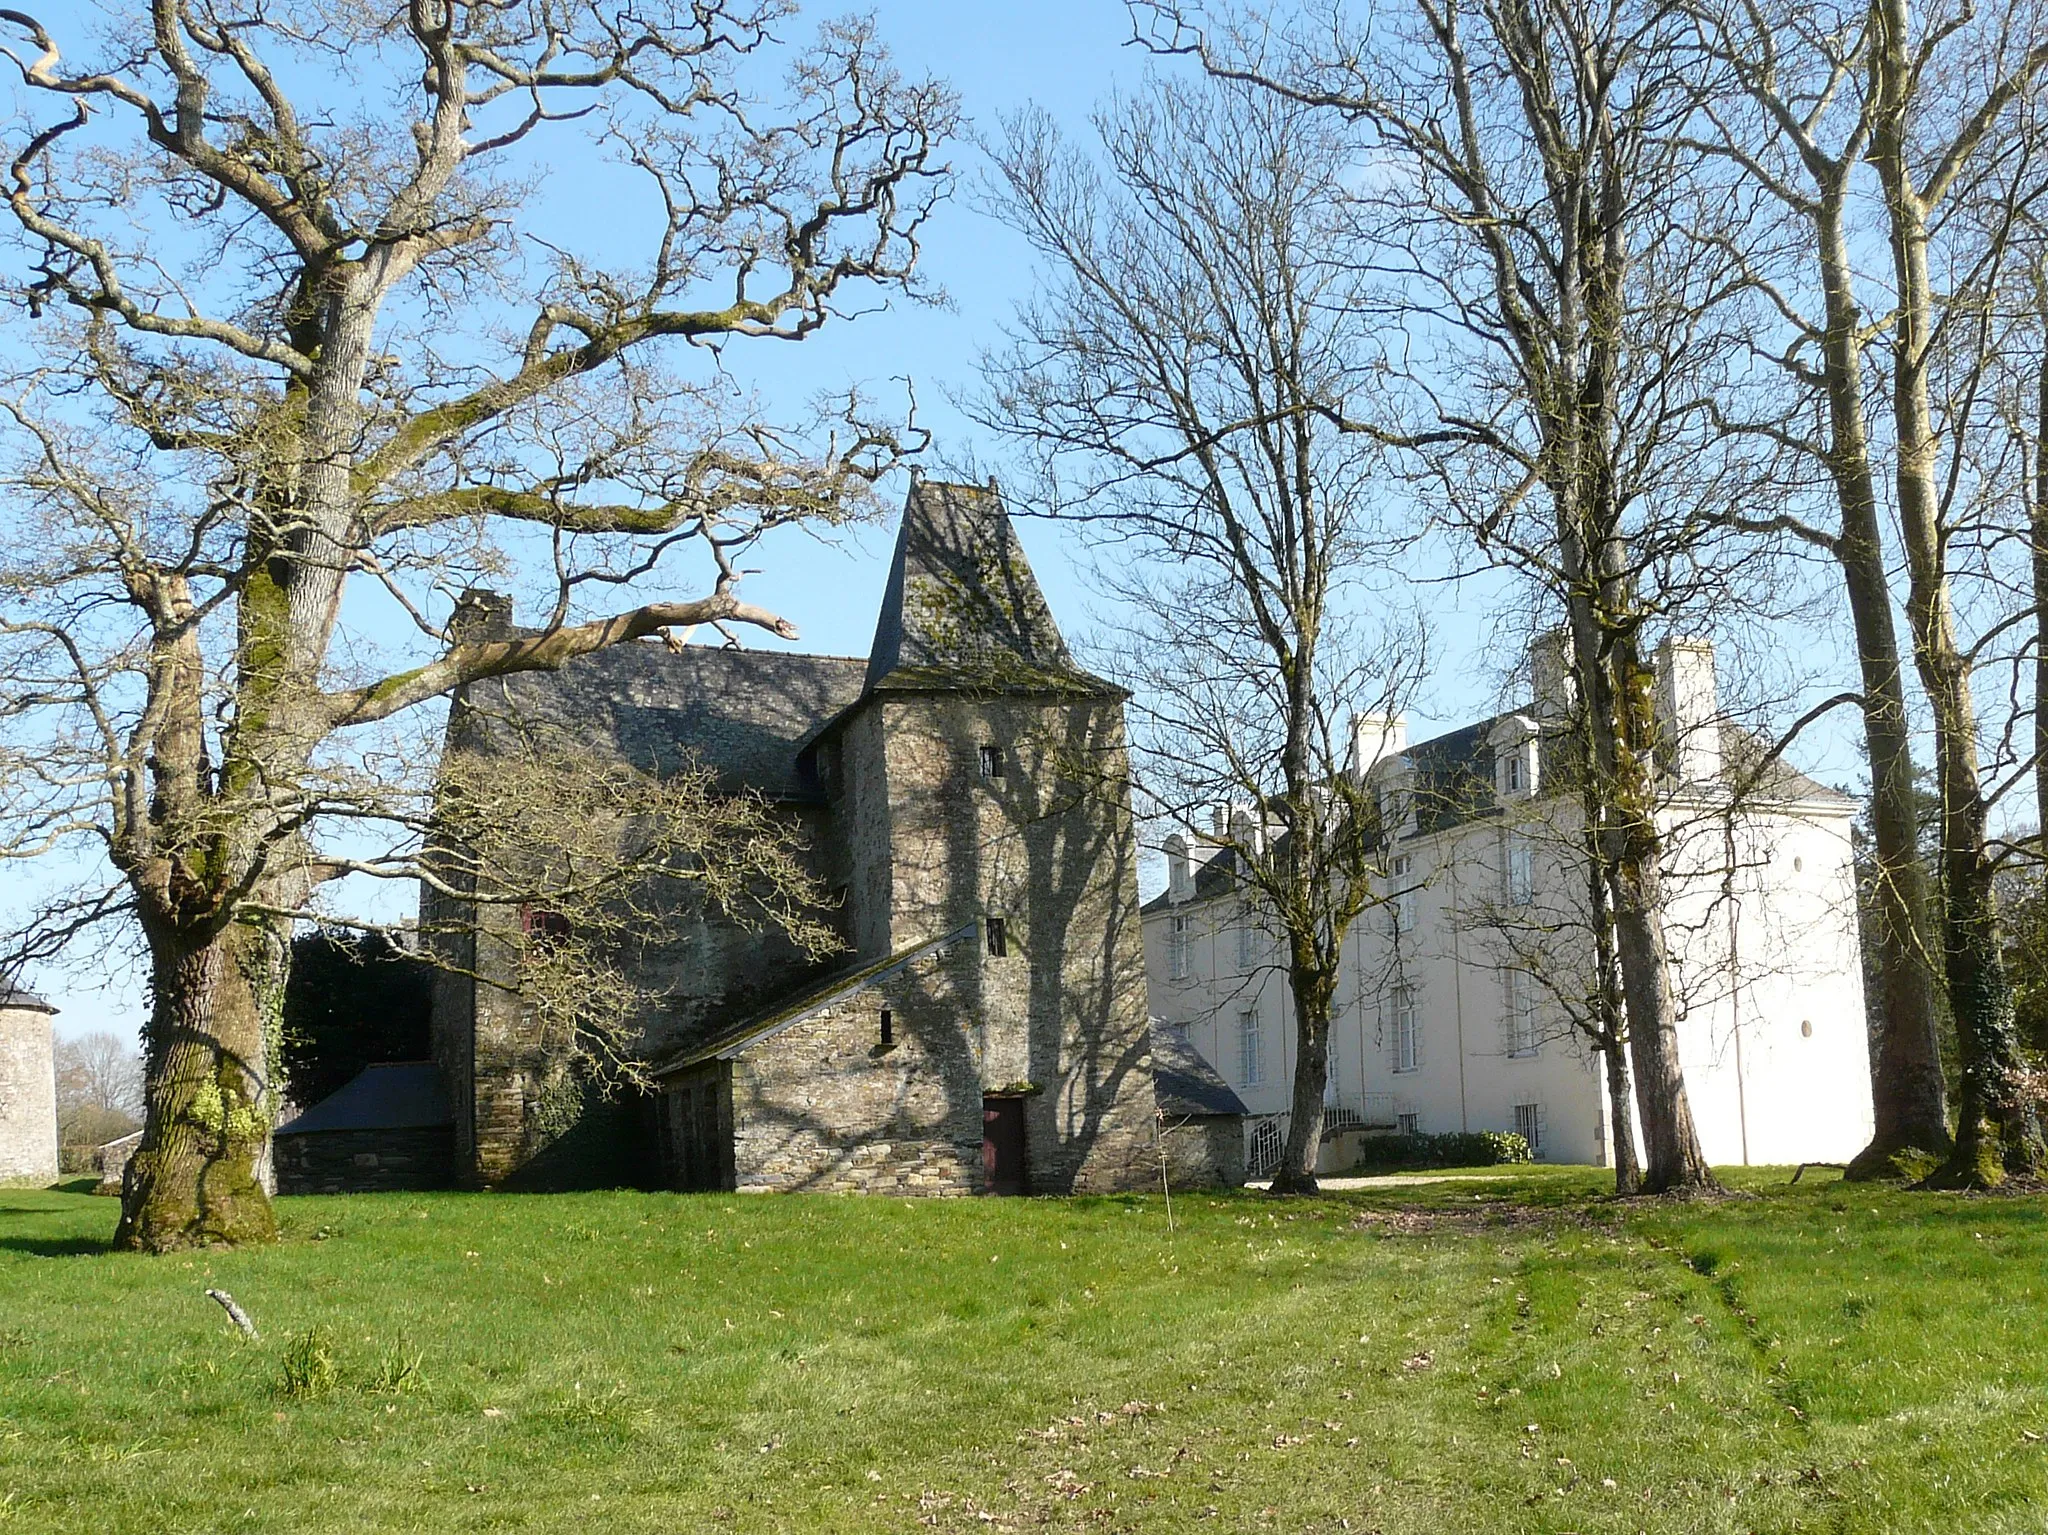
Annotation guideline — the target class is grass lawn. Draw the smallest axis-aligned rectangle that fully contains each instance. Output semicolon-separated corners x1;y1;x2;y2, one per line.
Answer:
3;1167;2045;1533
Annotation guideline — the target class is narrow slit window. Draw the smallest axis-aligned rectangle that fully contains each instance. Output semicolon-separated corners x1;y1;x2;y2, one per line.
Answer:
879;1009;894;1046
986;917;1009;957
978;744;1005;780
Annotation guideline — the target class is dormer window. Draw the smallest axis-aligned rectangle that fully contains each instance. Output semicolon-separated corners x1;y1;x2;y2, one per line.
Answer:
1489;716;1540;802
1165;834;1193;902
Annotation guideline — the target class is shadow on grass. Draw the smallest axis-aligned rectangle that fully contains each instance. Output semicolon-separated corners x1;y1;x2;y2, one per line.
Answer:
0;1234;115;1258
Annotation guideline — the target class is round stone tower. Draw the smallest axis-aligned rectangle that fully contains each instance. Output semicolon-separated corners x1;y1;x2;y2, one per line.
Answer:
0;988;60;1186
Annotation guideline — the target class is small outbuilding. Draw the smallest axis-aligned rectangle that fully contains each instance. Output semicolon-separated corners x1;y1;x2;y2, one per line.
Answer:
273;1061;456;1195
1148;1022;1249;1189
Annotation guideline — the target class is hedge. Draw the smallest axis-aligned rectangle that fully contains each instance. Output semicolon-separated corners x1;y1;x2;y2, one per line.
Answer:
1348;1129;1533;1170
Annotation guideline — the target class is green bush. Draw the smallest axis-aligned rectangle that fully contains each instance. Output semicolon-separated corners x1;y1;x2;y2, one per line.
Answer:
1350;1129;1532;1171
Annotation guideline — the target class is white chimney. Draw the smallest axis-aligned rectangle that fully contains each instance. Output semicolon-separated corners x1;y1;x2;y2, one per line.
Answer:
1529;629;1574;721
1350;713;1408;779
1655;637;1721;784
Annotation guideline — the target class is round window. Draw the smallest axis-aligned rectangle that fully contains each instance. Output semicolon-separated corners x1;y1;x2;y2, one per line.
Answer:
1800;1019;1814;1038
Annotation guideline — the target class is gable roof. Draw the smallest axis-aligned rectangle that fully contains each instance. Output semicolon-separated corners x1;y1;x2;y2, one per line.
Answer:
276;1062;452;1137
1150;1021;1249;1118
462;644;868;801
650;924;982;1074
864;480;1118;697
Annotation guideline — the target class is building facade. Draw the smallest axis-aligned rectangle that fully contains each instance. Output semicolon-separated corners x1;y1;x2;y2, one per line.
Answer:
1143;639;1875;1172
415;480;1218;1195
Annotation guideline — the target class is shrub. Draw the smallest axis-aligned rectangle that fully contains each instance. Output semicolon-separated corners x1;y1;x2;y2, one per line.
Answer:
1351;1129;1532;1171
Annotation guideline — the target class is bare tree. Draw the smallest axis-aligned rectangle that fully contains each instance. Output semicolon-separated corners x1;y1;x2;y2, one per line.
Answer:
1141;0;1760;1190
1686;0;2048;1184
977;78;1420;1193
0;1;954;1249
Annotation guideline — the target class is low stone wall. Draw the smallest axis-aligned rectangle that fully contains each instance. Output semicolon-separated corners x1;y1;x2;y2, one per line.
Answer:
274;1127;456;1195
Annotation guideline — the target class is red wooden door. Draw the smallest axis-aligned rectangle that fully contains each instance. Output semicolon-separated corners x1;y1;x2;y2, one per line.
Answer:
982;1097;1027;1195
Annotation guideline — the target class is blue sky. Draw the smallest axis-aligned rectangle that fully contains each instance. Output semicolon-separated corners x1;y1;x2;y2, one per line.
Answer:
22;0;1850;1039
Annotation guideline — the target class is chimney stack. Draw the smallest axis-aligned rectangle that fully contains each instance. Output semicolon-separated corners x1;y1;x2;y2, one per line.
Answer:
1529;629;1574;720
1654;637;1721;784
1349;713;1408;779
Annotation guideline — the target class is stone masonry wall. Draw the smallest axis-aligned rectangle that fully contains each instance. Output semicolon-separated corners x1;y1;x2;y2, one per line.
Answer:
869;694;1160;1194
721;939;986;1194
0;1005;58;1186
274;1128;457;1195
1159;1117;1246;1190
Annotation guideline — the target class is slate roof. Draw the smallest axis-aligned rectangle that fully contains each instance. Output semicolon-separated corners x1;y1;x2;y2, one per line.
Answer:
275;1061;452;1137
1150;1021;1249;1118
1141;708;1852;915
864;481;1119;697
465;644;868;801
0;988;55;1013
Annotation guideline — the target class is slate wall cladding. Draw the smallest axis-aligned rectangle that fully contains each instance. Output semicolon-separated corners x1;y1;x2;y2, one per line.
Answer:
274;1127;456;1195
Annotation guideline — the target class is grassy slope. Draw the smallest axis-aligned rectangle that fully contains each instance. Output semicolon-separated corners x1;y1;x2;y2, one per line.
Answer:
1;1169;2043;1533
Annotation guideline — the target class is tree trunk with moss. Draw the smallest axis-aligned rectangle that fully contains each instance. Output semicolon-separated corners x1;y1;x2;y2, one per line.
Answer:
116;922;284;1251
1868;0;2042;1185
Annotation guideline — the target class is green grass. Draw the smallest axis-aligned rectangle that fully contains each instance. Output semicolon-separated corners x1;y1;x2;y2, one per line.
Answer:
2;1169;2045;1532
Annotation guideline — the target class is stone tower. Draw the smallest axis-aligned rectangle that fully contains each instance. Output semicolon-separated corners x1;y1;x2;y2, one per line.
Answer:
0;989;59;1186
823;479;1161;1192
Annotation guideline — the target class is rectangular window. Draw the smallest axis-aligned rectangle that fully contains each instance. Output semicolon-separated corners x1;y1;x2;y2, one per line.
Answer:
1238;1009;1265;1087
1505;836;1535;906
1503;751;1524;793
879;1009;894;1047
1168;914;1191;980
1393;986;1419;1073
1505;968;1540;1057
1398;1112;1420;1136
978;744;1005;780
1237;916;1256;971
986;917;1008;958
1514;1102;1544;1153
1383;855;1418;937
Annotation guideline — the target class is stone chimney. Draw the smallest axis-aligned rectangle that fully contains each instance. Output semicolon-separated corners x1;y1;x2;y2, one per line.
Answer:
1350;713;1408;779
1654;637;1722;784
450;588;514;643
1529;629;1574;721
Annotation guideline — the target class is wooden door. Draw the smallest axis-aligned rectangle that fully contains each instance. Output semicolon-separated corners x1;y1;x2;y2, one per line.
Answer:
982;1097;1027;1195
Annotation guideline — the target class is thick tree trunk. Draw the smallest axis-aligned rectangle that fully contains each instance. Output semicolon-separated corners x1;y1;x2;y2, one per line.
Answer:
1805;174;1950;1178
2035;339;2048;840
1925;849;2042;1187
1868;39;2034;1186
1610;863;1714;1191
1601;1035;1642;1195
116;923;283;1252
1570;609;1715;1192
1270;972;1333;1194
1837;539;1951;1177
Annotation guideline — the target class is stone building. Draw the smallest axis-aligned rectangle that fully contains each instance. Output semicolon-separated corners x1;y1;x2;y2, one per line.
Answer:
273;1063;456;1195
0;989;59;1187
1148;636;1874;1175
417;480;1220;1195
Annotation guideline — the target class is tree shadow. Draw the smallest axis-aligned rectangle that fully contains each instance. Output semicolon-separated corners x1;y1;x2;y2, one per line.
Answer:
0;1233;116;1258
